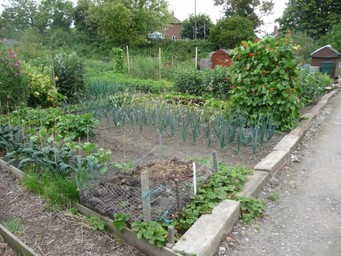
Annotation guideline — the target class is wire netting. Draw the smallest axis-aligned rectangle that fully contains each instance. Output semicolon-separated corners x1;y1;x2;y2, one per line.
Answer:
76;147;212;222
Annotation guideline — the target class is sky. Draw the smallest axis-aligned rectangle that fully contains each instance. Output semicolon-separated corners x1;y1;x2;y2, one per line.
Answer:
0;0;288;34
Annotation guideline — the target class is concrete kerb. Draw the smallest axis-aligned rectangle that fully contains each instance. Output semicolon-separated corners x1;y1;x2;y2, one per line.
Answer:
173;200;240;256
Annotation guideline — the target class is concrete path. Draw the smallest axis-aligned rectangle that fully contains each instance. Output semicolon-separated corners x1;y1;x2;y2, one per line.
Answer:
219;92;341;256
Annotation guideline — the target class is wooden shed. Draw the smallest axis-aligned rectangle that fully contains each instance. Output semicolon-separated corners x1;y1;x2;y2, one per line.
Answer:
211;49;233;69
311;45;341;78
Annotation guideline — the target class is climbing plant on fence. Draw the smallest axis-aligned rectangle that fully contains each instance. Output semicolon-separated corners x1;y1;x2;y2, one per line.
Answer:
230;36;303;131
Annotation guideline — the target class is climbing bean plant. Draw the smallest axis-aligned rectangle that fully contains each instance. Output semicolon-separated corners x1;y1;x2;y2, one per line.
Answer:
230;36;303;131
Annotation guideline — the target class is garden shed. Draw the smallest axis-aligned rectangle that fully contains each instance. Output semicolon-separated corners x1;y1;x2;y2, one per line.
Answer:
211;49;233;69
311;45;341;78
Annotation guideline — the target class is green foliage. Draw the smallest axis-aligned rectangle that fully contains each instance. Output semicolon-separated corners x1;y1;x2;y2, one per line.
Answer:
131;220;168;247
89;216;106;231
202;66;231;98
55;113;99;139
230;36;303;131
2;218;24;234
87;73;171;96
172;66;203;95
22;170;80;205
267;191;280;201
175;163;250;232
319;23;341;52
297;69;333;104
129;55;159;80
277;0;341;39
209;15;256;49
91;0;171;46
112;47;124;73
181;14;213;39
214;0;274;28
26;64;59;107
113;213;131;231
0;44;30;112
53;52;85;102
238;197;265;223
0;107;98;139
290;31;319;63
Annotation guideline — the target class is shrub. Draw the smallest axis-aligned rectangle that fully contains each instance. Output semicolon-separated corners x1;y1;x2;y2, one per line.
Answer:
202;66;231;98
297;69;333;104
172;66;203;95
53;52;85;102
230;36;303;131
0;44;30;112
26;64;59;107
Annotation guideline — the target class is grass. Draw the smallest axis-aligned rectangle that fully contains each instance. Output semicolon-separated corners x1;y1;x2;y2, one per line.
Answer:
267;191;281;201
2;218;24;234
22;169;80;206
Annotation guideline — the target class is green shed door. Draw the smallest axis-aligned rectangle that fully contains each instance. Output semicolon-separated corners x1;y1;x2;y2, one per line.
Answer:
320;61;334;77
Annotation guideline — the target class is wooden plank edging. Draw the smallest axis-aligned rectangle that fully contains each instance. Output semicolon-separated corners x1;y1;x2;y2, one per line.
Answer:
0;224;38;256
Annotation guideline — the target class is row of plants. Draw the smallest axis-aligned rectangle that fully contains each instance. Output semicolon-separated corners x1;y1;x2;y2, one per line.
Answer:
68;97;277;154
0;107;98;140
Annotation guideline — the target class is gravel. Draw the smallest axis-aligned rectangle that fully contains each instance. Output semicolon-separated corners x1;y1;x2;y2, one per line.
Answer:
216;92;341;256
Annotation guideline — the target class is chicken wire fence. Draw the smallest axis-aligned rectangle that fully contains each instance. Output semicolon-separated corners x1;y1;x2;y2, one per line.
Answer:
76;146;214;222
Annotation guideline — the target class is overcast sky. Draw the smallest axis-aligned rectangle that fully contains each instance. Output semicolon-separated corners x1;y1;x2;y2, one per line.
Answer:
0;0;288;34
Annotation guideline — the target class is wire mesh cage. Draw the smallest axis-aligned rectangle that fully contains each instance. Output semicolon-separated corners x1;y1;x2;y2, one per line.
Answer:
76;147;212;222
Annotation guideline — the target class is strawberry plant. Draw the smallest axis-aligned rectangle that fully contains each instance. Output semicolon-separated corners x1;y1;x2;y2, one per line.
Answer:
238;196;265;224
131;221;168;248
230;36;303;131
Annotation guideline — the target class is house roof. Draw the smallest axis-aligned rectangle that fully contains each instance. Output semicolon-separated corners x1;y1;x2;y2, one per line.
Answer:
171;16;181;24
213;49;232;55
311;45;341;56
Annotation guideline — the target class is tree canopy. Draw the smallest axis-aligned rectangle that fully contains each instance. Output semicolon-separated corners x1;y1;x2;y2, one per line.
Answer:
181;14;213;40
208;15;255;49
214;0;274;28
277;0;341;39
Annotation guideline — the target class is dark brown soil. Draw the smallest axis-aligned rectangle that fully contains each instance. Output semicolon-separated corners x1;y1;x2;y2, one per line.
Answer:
0;166;144;256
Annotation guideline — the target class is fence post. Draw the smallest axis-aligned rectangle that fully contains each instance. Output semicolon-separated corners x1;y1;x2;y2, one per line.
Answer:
166;225;176;248
141;171;152;222
212;150;218;173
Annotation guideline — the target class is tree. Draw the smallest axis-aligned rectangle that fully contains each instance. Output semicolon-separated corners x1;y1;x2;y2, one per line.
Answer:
277;0;341;39
181;14;213;40
319;23;341;52
0;0;74;34
0;0;40;34
208;15;255;49
214;0;274;28
90;0;171;46
290;31;319;63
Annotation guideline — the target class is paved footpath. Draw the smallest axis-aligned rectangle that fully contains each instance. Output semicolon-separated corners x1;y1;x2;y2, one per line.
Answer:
219;91;341;256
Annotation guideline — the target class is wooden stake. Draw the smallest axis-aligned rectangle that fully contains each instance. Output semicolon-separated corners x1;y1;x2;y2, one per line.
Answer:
126;45;130;74
141;171;152;222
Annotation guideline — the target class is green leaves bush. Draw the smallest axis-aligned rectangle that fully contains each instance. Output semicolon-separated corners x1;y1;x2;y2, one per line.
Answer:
230;36;303;131
53;52;85;102
298;69;333;104
172;66;231;98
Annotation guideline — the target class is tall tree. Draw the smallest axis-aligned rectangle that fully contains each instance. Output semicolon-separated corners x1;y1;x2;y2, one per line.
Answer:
277;0;341;39
181;14;213;39
91;0;171;46
208;15;255;49
214;0;274;28
0;0;39;33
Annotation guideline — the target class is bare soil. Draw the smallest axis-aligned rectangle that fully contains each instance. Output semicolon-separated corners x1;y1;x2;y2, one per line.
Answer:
89;120;284;169
0;166;144;256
